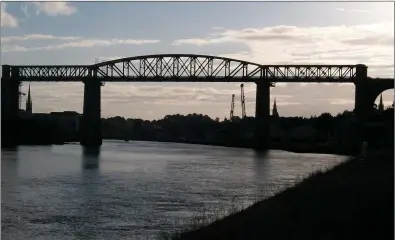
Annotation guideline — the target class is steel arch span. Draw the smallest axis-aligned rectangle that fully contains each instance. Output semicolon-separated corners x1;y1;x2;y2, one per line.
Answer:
11;54;359;83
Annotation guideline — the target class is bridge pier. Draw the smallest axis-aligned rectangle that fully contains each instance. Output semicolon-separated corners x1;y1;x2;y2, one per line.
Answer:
80;77;102;148
1;65;20;148
254;81;271;151
354;64;369;125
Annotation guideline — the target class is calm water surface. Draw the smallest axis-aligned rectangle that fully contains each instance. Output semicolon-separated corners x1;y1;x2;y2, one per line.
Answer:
2;140;350;239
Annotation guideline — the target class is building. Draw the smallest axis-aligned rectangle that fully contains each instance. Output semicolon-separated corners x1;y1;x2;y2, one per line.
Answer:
378;94;384;112
50;111;81;133
26;84;32;114
18;85;33;119
272;98;279;118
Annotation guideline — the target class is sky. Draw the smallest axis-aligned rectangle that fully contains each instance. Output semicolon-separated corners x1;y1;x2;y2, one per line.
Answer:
1;1;394;120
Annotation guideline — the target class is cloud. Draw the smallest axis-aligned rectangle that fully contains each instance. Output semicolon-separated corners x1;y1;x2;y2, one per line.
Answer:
1;34;82;43
26;80;374;120
92;56;127;64
327;98;355;105
31;2;77;16
1;3;18;28
173;21;394;78
173;38;226;46
1;45;30;52
341;36;393;46
1;38;160;52
335;8;369;13
276;102;302;106
7;19;394;120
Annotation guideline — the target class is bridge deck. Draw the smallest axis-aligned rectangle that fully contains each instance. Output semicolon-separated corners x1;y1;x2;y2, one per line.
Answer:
11;77;393;83
2;54;393;83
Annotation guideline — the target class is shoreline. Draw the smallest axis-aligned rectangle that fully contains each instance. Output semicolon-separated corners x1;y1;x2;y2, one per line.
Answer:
170;149;393;239
118;138;356;155
2;138;355;156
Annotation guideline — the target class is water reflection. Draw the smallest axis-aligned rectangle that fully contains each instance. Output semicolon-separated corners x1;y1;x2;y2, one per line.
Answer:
253;150;269;159
1;141;349;240
1;146;19;152
252;150;271;178
74;147;102;239
82;147;101;170
1;149;19;186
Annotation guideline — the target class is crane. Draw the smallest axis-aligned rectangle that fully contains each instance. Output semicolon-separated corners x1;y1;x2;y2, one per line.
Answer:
230;94;235;120
240;83;246;119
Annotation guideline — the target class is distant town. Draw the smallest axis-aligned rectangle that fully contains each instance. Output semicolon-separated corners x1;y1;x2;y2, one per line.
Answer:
17;85;394;155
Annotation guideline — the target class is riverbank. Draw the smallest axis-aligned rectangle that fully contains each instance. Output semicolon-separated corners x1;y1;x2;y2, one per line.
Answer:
1;140;65;149
8;137;356;156
170;149;393;240
121;138;355;155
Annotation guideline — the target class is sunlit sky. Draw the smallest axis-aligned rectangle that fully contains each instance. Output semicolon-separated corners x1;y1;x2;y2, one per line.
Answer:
1;1;394;120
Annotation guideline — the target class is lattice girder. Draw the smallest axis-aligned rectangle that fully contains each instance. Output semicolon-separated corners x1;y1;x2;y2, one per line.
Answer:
7;54;362;82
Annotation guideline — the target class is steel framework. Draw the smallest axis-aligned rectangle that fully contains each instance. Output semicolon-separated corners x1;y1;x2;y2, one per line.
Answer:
240;84;246;119
230;94;235;120
5;54;364;83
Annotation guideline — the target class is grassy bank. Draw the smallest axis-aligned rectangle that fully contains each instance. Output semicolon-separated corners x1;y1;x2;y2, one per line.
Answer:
166;149;394;240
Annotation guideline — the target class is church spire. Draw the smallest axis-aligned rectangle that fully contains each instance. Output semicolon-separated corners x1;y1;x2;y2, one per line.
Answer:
272;98;279;117
26;84;32;114
378;94;384;112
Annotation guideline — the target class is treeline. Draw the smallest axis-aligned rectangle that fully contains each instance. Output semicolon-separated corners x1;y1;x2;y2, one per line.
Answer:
101;106;394;153
9;106;393;152
16;117;65;145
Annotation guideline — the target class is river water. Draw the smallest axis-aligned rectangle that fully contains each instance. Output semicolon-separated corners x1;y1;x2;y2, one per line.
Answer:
1;140;349;239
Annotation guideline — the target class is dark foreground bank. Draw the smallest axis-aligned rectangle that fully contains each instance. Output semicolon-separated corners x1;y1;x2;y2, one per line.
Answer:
171;149;394;240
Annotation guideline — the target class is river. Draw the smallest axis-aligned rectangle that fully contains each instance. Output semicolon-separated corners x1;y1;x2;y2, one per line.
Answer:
1;140;349;239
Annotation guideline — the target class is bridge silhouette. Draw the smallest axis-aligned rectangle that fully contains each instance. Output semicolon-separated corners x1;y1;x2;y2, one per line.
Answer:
2;54;394;149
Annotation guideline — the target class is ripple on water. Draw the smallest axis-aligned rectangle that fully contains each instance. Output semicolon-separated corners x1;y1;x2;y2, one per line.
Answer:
1;141;349;239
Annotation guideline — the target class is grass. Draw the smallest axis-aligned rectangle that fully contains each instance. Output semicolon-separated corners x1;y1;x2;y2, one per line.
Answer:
158;177;308;239
160;149;394;240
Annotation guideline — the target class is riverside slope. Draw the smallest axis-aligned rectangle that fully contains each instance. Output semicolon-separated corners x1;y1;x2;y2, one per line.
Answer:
176;149;394;240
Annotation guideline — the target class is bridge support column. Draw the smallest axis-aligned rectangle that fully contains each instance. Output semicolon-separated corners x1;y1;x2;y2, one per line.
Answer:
354;64;370;147
254;81;271;151
354;64;368;125
81;77;102;148
1;65;20;148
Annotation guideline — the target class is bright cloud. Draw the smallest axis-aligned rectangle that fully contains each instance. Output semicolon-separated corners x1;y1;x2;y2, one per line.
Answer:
92;56;127;64
328;98;355;105
335;8;369;13
1;3;18;28
1;38;160;52
23;80;368;120
1;34;82;43
31;2;77;16
173;21;394;78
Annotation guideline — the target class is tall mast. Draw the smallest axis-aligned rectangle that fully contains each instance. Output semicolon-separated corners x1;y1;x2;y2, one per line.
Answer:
230;94;235;120
240;83;246;119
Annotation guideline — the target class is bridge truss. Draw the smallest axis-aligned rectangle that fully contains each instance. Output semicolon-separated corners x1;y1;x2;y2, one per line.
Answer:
7;54;361;83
